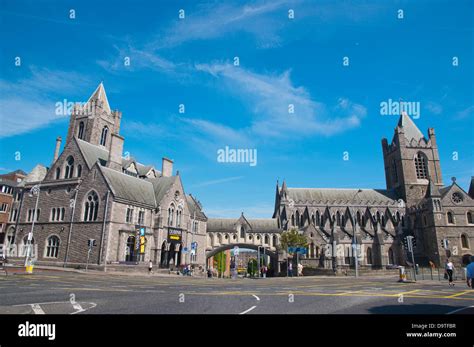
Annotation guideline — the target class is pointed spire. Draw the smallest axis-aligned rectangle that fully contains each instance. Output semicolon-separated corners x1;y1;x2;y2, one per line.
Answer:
86;82;111;113
281;179;287;192
397;111;424;141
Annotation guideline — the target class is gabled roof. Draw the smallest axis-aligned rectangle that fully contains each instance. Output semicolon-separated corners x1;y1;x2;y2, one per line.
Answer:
86;82;111;113
98;165;156;207
398;112;425;141
76;138;109;168
186;194;207;220
147;175;178;205
285;188;398;205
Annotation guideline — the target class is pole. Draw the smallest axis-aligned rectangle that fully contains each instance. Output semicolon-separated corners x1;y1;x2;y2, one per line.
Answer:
407;236;417;281
64;186;79;267
257;246;261;278
25;185;40;267
85;244;91;272
353;213;358;278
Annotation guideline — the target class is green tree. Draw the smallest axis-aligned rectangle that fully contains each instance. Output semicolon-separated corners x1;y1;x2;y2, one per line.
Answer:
280;228;309;250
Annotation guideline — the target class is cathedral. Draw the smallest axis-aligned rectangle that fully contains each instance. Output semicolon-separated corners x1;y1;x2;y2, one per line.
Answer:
273;113;474;269
3;83;208;271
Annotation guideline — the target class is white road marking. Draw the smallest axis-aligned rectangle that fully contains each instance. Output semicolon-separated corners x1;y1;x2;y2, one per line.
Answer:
446;305;474;315
31;304;45;314
239;305;257;315
252;294;260;301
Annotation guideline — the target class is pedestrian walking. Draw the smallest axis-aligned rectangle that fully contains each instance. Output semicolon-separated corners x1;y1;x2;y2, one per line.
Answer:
298;262;303;277
466;256;474;289
445;258;455;286
148;260;153;274
288;262;293;277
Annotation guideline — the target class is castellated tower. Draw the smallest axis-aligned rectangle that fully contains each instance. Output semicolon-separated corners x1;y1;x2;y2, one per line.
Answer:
381;112;443;207
65;82;122;151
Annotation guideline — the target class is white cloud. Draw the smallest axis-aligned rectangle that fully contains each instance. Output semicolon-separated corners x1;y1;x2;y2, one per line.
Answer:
195;62;367;138
191;176;244;188
0;67;92;138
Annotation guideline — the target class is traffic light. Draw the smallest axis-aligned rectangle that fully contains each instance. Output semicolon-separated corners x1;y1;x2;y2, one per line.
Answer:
88;239;97;247
441;239;449;249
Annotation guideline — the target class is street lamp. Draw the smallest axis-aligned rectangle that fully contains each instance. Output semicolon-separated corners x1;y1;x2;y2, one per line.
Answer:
25;184;40;268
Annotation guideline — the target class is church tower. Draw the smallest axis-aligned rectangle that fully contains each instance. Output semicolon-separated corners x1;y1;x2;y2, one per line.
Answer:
65;83;122;151
381;112;443;207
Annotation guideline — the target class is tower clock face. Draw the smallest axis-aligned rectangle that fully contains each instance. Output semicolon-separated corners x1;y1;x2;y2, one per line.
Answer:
452;192;463;204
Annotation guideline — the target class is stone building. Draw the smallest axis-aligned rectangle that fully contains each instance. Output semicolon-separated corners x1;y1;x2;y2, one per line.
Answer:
3;83;207;270
0;170;26;248
273;113;474;269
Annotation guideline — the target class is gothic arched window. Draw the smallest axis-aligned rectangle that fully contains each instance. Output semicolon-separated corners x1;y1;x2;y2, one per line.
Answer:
83;191;99;222
447;212;455;225
414;152;428;179
78;121;85;139
100;126;108;146
461;234;469;249
77;164;82;178
55;167;61;180
45;235;60;258
240;226;245;239
467;212;473;224
64;156;74;179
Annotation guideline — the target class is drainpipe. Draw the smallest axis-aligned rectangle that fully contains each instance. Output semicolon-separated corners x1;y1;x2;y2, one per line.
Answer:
64;184;80;267
98;190;110;266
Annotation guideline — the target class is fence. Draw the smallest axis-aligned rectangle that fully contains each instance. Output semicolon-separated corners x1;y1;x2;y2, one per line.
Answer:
405;266;467;282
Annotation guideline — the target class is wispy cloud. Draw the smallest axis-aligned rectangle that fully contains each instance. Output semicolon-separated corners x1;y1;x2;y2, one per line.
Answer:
195;62;366;138
425;101;443;115
0;67;92;138
191;176;244;188
456;105;474;120
151;1;290;49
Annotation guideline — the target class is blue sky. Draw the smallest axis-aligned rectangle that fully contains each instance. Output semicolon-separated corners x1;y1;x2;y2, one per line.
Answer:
0;0;473;218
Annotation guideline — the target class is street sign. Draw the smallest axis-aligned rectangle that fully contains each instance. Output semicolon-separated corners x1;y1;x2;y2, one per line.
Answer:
182;247;188;254
191;242;197;250
167;227;183;243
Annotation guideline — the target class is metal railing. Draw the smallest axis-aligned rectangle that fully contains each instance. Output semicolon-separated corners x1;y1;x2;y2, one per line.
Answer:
405;266;466;281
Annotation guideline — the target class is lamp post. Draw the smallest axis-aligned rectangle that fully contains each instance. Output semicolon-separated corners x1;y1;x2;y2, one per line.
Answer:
25;184;40;268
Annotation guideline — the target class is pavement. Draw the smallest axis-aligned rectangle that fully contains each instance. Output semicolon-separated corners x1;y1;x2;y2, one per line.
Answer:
1;269;473;314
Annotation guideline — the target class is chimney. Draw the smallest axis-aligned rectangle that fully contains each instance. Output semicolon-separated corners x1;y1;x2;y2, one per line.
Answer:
53;136;62;163
107;133;124;171
162;157;173;177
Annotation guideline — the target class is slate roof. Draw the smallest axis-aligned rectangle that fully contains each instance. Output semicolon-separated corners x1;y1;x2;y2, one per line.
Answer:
86;82;111;113
99;165;156;207
285;188;398;205
398;112;425;141
76;138;109;168
147;176;177;205
186;195;207;220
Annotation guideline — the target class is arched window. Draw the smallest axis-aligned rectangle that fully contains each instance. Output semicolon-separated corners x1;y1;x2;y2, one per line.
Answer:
78;121;85;139
467;212;473;224
83;191;99;222
291;214;295;227
45;235;60;258
447;212;455;225
336;211;341;226
100;126;108;146
21;236;35;257
55;167;61;180
273;235;277;246
311;214;315;225
300;214;304;227
264;235;269;244
367;247;372;265
64;156;74;179
168;205;174;226
6;228;16;254
295;211;300;227
77;165;82;178
461;234;469;249
316;211;320;225
240;226;245;239
414;152;428;179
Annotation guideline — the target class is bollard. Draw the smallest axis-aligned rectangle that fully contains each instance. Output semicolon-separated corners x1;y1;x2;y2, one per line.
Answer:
398;266;406;282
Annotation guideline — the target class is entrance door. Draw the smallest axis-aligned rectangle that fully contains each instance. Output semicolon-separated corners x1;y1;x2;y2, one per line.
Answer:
125;236;136;262
160;241;168;268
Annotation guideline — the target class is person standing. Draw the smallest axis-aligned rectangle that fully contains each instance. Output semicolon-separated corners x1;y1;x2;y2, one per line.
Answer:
298;262;304;277
148;260;153;274
288;262;293;277
445;259;455;286
466;256;474;289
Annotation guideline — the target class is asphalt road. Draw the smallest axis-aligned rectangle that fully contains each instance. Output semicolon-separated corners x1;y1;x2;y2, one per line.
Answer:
1;270;473;315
